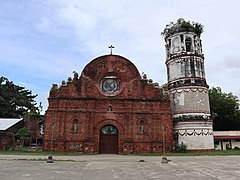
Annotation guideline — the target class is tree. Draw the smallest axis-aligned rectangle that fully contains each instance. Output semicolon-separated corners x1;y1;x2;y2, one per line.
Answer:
15;127;30;139
209;87;240;130
0;76;39;118
15;127;31;147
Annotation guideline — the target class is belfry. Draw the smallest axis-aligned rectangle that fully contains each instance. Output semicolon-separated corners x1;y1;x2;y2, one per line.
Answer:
162;18;214;150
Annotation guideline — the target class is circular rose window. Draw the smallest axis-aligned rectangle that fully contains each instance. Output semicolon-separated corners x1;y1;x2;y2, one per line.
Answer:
102;79;118;93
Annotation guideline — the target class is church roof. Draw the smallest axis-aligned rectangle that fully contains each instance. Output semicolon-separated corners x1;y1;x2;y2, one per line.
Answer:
82;54;141;79
0;118;23;131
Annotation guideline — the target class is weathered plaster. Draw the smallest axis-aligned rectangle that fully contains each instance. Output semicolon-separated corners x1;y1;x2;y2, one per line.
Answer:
170;87;211;115
165;20;214;150
174;121;214;150
166;32;202;56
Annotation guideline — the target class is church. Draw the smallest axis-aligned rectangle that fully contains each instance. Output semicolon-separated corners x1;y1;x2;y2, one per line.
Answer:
43;18;214;154
43;54;173;154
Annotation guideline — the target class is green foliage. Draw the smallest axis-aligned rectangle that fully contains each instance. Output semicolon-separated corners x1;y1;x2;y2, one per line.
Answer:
180;20;192;29
0;77;39;118
193;22;204;36
209;87;240;130
73;71;79;80
175;142;187;153
15;127;30;139
161;19;204;37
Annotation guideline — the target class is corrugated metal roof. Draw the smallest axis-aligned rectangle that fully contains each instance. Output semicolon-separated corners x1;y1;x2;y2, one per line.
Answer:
214;136;240;139
213;131;240;136
0;118;23;130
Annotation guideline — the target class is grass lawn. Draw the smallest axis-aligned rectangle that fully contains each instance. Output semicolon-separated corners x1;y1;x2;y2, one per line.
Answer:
0;151;90;156
136;150;240;156
1;150;240;156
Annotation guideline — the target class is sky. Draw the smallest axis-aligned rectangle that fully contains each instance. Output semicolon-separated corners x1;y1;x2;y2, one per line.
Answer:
0;0;240;113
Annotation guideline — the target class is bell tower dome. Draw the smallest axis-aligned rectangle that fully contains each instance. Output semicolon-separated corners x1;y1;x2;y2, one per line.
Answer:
162;18;214;150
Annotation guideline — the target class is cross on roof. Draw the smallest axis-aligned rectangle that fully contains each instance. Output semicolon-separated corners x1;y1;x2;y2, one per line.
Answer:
108;45;115;55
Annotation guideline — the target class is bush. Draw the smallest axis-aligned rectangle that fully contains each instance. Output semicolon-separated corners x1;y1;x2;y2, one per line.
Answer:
15;127;30;139
233;146;240;150
15;127;31;147
175;142;187;153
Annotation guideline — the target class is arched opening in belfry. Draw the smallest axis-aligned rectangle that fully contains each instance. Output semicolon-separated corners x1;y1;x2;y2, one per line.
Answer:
185;37;192;52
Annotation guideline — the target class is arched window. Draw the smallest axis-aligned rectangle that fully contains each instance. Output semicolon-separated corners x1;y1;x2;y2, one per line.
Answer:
100;125;118;135
139;119;145;134
185;37;192;52
72;120;78;133
108;105;112;111
180;34;184;43
140;125;145;134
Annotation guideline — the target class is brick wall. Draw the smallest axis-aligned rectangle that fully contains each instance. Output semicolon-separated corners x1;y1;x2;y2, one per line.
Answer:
0;131;14;150
43;55;173;153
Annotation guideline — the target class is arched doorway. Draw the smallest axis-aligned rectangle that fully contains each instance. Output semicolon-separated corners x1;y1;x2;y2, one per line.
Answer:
99;125;118;154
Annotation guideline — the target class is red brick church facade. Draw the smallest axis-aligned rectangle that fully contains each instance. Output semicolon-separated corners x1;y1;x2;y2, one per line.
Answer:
43;55;173;154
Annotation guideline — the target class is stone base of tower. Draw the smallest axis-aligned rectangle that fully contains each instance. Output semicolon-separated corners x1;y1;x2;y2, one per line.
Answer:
174;120;214;151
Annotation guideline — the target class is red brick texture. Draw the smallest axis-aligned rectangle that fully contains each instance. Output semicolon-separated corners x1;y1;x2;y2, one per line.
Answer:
0;132;15;151
43;55;173;154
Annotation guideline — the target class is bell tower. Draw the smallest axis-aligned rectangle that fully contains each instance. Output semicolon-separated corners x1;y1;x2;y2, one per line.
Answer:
162;18;214;150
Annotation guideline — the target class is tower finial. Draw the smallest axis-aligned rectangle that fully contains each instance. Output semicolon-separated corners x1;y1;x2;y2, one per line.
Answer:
108;45;115;55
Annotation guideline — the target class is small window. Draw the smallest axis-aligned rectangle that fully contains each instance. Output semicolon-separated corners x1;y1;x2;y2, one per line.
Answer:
140;125;144;134
139;119;145;134
180;34;184;43
72;120;78;133
185;37;192;52
108;106;112;111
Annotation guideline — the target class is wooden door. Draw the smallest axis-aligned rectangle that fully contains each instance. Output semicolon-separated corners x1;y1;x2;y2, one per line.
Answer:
100;135;118;154
99;125;118;154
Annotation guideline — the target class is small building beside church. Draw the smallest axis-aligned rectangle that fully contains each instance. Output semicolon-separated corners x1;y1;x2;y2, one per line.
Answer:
214;131;240;150
0;118;24;150
43;55;173;154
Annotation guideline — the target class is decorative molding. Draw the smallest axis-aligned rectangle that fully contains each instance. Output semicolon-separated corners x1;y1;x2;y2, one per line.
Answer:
166;56;204;66
169;87;208;93
173;114;211;121
178;129;213;136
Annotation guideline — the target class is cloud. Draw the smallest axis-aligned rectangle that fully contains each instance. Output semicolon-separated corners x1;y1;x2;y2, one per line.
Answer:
224;56;240;70
1;0;240;107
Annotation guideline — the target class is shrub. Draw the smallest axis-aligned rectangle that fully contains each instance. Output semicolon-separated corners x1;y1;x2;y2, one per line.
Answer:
233;146;240;150
175;142;187;153
15;127;30;139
